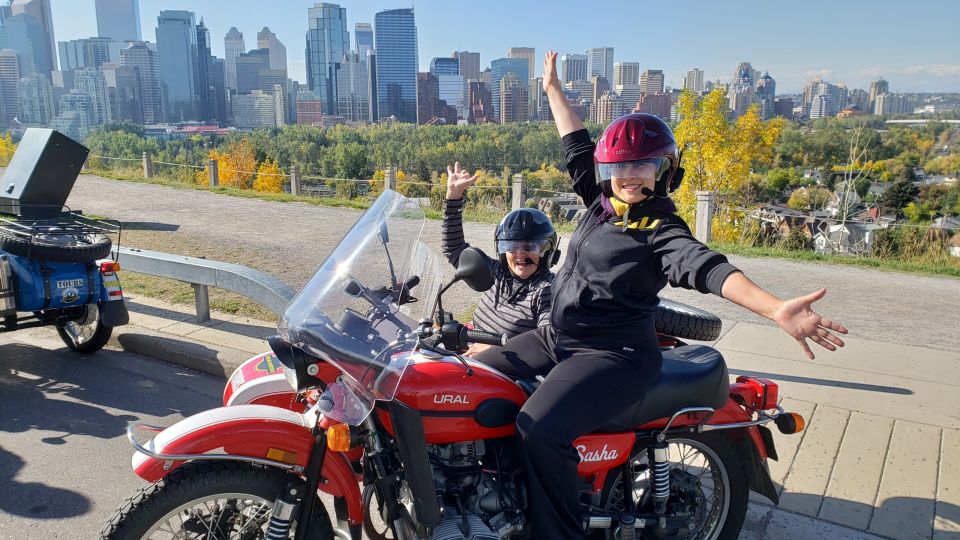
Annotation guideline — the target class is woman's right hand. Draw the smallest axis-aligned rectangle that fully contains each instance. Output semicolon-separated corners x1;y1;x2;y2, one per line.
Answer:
446;162;478;200
543;51;561;92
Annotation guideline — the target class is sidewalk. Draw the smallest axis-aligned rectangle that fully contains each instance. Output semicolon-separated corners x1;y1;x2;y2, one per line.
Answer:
111;294;960;540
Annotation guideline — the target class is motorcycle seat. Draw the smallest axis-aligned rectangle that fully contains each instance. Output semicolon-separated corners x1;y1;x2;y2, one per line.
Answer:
594;345;729;433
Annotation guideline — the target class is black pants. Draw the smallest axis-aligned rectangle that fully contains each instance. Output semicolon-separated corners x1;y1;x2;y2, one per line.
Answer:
475;326;662;540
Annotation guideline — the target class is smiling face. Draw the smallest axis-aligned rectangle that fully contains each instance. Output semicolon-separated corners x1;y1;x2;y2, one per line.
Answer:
505;251;540;280
610;175;657;204
598;159;663;204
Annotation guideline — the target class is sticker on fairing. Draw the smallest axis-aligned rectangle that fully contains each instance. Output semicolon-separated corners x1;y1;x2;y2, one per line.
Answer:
61;287;80;304
255;354;281;374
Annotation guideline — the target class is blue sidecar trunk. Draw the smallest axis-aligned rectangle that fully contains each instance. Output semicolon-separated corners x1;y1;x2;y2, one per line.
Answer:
4;253;102;311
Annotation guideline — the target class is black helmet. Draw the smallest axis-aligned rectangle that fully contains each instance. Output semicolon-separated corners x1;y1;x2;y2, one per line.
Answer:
494;208;560;270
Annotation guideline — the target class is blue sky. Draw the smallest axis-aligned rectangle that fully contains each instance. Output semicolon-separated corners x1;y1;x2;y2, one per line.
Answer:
49;0;960;93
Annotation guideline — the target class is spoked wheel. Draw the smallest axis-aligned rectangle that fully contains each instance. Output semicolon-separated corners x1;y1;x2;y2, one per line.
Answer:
362;485;394;540
57;303;112;354
599;433;748;540
99;461;333;539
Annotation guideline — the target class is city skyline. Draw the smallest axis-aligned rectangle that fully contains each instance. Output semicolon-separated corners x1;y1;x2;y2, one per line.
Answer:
45;0;960;94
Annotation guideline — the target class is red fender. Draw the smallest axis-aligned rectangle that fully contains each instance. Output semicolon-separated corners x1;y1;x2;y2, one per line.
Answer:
132;405;363;525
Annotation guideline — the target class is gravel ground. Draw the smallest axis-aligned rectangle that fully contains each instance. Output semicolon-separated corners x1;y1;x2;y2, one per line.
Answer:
64;174;960;352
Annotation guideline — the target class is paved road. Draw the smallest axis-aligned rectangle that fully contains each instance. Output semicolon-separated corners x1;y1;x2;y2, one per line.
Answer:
67;174;960;352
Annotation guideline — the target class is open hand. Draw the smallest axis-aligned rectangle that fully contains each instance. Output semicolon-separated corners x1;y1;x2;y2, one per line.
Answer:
446;162;478;199
772;288;848;359
543;51;560;92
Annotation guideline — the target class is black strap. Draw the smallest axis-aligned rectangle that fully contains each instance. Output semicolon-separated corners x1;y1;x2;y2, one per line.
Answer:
86;263;96;304
40;262;52;310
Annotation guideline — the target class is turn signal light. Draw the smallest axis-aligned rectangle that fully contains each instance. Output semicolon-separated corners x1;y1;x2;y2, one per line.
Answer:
100;261;121;273
775;412;805;435
327;423;353;452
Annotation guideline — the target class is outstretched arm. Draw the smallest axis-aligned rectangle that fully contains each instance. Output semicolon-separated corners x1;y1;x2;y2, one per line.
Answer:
720;272;848;359
442;162;479;266
543;51;584;138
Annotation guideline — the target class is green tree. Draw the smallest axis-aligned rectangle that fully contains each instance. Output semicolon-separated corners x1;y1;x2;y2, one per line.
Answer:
879;178;918;215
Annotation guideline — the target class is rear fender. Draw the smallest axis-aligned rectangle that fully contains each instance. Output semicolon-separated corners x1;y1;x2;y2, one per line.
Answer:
131;405;363;524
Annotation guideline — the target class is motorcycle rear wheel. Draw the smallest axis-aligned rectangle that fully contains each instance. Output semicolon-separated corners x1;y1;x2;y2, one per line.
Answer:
598;432;749;540
99;461;334;539
57;303;112;354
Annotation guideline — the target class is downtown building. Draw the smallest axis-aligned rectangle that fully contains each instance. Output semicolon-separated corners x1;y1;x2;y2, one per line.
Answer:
374;8;418;123
306;3;350;115
560;53;587;83
585;47;613;83
120;41;162;124
16;71;55;124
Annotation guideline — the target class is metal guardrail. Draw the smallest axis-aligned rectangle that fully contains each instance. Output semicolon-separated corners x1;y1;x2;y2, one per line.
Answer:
111;246;295;322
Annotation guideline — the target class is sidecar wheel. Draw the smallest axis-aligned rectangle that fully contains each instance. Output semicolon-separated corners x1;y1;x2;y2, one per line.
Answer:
57;304;112;354
99;461;334;539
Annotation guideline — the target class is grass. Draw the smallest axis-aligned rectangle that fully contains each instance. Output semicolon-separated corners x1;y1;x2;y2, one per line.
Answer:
120;271;278;322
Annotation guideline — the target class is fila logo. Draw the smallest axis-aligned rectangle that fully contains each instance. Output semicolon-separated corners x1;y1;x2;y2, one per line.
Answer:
433;394;470;405
576;444;620;463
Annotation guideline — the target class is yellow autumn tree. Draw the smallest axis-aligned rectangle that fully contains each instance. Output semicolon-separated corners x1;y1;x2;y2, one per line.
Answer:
674;88;785;242
252;159;285;193
196;139;257;188
0;132;17;166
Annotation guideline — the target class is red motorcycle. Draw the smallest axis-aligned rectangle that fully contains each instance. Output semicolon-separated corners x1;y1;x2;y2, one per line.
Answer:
102;191;804;540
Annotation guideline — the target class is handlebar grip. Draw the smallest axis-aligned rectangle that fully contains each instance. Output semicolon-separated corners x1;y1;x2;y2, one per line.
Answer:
465;329;507;347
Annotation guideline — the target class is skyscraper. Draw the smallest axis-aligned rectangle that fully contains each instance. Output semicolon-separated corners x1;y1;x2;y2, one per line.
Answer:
613;62;639;87
102;64;143;124
236;49;270;94
52;91;95;140
156;10;200;122
454;51;479;81
595;91;623;124
0;13;54;75
585;47;613;82
224;27;244;91
195;18;212;121
507;47;535;80
640;69;664;95
337;51;369;122
11;0;55;71
374;8;418;123
498;72;528;124
355;23;373;58
58;37;113;70
257;27;287;75
733;62;758;88
560;54;587;83
0;49;22;127
685;68;704;93
756;72;776;120
306;2;350;115
206;57;227;124
416;71;439;124
95;0;140;43
467;81;492;124
120;41;162;124
490;57;528;121
74;67;112;125
17;72;54;124
431;57;465;120
869;79;889;111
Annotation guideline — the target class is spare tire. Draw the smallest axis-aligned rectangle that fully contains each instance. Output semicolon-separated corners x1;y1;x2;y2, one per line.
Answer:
655;298;723;341
0;230;112;263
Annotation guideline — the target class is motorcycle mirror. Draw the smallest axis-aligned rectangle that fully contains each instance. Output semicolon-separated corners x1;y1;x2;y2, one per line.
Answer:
378;222;390;245
345;280;362;297
454;248;495;292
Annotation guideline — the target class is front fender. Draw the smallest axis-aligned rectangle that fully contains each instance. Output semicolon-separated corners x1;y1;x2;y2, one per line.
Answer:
132;405;363;525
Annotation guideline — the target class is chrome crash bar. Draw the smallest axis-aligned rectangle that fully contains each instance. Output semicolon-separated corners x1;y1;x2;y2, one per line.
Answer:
656;405;785;442
126;422;306;474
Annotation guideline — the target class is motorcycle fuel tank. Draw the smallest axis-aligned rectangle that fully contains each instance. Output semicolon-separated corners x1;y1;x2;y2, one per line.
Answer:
380;352;529;444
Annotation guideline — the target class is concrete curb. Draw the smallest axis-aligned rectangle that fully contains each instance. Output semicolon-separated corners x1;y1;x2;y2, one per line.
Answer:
108;325;252;380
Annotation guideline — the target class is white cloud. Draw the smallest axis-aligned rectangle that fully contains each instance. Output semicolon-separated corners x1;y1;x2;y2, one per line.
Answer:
801;68;834;82
901;64;960;77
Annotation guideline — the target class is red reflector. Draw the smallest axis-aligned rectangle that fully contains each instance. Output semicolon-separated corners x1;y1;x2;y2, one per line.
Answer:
735;376;779;410
109;290;123;297
100;261;120;273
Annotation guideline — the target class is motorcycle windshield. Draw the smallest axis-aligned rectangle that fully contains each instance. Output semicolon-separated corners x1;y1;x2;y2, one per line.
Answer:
278;191;445;424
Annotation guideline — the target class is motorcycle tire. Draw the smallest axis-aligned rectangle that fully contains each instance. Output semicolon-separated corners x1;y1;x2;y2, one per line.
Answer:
99;461;334;540
597;432;749;540
0;230;112;263
57;304;112;354
655;298;723;342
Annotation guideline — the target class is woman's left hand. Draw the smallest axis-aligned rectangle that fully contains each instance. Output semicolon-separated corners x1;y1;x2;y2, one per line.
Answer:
772;288;848;359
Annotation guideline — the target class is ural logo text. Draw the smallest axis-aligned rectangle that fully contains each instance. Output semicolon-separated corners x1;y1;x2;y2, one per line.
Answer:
433;394;470;405
576;444;619;463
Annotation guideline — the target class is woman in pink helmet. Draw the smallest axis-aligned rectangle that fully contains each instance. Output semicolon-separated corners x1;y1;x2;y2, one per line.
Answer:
474;52;848;539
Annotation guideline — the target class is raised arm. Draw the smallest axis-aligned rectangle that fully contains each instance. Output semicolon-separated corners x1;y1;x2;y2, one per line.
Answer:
543;51;584;138
442;162;479;267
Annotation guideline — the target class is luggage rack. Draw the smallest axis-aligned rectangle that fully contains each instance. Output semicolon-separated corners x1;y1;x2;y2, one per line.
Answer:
0;203;122;259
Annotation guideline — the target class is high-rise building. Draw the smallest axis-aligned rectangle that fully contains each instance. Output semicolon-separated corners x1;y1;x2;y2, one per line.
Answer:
756;72;776;120
74;67;111;125
58;37;113;71
431;57;464;119
454;51;480;81
507;47;535;81
490;57;528;121
11;0;55;72
847;88;869;114
467;80;492;124
224;27;244;91
637;92;671;120
590;75;610;104
585;47;613;82
733;61;758;88
54;91;95;140
874;93;908;115
156;10;201;122
565;80;593;105
560;54;587;83
17;72;54;124
355;23;373;58
120;41;162;124
296;89;323;125
102;63;143;124
95;0;140;43
640;69;664;95
194;18;213;121
804;79;847;118
685;68;704;93
595;90;623;124
236;49;270;94
430;57;458;75
374;8;418;123
869;79;889;111
306;2;350;115
529;76;550;121
416;71;439;124
0;4;11;23
257;27;287;75
232;89;279;127
0;49;22;126
774;97;794;119
615;84;641;113
0;13;53;75
498;72;528;124
337;51;368;122
613;62;639;87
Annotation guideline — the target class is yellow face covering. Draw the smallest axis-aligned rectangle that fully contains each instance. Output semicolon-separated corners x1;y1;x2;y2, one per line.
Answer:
609;197;662;230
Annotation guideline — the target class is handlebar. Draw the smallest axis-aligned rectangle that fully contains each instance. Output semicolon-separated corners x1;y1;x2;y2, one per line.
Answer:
466;329;507;347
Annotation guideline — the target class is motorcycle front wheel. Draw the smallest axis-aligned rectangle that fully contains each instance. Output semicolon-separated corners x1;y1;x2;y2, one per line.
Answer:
599;432;749;540
99;461;334;539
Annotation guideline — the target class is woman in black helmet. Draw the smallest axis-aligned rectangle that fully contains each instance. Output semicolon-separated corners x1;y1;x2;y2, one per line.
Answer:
442;162;557;354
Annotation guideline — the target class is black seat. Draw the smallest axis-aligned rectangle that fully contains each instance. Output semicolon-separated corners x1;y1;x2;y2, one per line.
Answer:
594;345;729;433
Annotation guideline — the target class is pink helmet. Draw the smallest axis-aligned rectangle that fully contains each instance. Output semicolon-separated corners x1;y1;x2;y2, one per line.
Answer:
593;113;684;196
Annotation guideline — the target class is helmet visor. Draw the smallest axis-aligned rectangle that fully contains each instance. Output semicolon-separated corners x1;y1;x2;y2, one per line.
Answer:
496;239;549;256
597;158;667;182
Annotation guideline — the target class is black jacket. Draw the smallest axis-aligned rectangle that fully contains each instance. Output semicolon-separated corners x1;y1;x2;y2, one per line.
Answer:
550;129;739;346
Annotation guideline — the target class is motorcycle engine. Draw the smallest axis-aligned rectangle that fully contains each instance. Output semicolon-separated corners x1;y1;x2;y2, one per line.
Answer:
426;441;526;539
